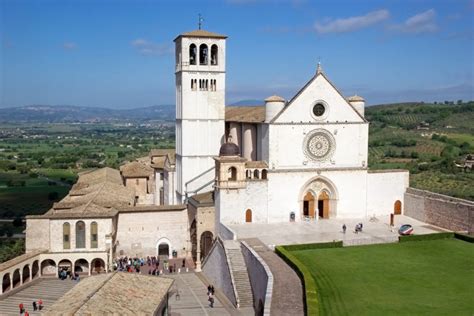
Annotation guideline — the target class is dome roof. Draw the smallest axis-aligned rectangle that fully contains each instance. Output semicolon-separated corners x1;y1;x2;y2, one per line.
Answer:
347;95;365;102
219;142;240;156
265;95;285;103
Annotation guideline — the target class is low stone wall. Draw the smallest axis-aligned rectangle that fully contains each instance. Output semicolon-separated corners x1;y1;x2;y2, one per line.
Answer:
201;239;237;306
404;188;474;233
241;241;273;316
219;223;237;240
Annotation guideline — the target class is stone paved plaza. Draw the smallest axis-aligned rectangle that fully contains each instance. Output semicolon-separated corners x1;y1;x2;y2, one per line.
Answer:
229;215;446;247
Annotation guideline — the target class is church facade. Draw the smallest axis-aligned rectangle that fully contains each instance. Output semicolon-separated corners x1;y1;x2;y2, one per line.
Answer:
23;29;408;275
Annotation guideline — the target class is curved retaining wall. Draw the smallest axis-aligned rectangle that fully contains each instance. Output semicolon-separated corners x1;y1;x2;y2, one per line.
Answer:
241;241;273;316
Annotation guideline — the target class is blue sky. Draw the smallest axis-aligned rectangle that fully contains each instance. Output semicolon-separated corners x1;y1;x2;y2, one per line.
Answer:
1;0;473;108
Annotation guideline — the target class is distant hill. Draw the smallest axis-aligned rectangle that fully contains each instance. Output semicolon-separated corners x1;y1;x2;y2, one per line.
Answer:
229;99;264;106
0;105;175;123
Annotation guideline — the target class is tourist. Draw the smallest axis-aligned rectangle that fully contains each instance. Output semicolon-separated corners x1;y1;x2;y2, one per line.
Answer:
24;310;29;316
38;299;43;310
32;301;37;311
211;285;215;295
207;285;212;295
208;293;214;308
182;259;186;268
342;224;346;234
19;303;24;314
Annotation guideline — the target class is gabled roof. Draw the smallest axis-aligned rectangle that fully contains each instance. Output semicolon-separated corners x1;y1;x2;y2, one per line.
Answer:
45;273;174;315
270;71;367;123
174;29;227;41
120;161;153;178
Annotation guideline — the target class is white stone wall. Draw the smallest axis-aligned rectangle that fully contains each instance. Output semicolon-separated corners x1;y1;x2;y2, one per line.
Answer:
267;170;370;222
268;123;368;170
366;171;409;216
25;218;50;252
115;210;189;258
48;218;113;253
217;180;268;225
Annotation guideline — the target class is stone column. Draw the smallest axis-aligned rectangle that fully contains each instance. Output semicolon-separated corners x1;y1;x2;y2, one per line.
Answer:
29;265;33;282
19;271;23;286
9;274;13;291
195;232;202;272
242;124;257;161
88;262;92;276
229;123;241;149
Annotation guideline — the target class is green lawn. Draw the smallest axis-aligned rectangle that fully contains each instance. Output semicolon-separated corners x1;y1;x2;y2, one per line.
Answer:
291;239;474;316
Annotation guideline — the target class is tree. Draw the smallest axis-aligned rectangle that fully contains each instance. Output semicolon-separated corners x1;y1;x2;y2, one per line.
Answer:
48;191;59;201
12;217;23;227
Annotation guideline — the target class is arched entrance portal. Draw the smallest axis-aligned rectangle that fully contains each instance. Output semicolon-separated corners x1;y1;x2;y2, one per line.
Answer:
245;209;252;223
318;191;330;219
156;237;171;259
300;177;338;220
200;231;213;260
394;200;402;215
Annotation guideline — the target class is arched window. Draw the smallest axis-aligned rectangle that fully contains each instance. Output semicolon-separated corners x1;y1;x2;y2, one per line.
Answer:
63;222;70;250
76;221;86;249
245;209;252;223
189;44;197;65
205;80;209;91
262;169;268;179
246;170;252;179
253;169;260;179
199;44;208;65
228;167;237;181
211;44;218;65
90;222;98;248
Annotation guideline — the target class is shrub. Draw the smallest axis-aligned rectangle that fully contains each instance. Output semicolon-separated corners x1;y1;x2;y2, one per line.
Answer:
281;241;343;251
399;232;454;242
454;233;474;243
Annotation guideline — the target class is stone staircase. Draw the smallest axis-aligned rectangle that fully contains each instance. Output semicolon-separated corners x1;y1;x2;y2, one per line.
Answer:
0;277;77;315
223;240;253;308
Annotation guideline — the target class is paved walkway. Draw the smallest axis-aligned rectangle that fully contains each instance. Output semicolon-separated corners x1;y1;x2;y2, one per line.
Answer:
230;215;445;247
167;273;231;316
243;238;304;316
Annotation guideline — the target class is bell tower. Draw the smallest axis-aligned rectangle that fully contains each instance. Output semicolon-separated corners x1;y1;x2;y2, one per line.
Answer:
174;29;227;202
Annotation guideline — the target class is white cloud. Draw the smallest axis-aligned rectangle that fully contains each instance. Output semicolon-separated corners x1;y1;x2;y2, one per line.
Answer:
314;9;390;34
389;9;438;34
63;42;77;50
131;38;172;56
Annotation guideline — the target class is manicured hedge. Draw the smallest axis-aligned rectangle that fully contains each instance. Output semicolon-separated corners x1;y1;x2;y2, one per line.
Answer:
398;232;454;242
281;240;343;251
454;232;474;243
275;246;320;316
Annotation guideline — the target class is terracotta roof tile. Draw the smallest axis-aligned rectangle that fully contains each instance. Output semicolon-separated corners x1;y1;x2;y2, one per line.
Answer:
225;106;265;123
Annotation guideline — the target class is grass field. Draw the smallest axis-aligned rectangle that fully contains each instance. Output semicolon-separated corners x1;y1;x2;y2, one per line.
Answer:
291;239;474;315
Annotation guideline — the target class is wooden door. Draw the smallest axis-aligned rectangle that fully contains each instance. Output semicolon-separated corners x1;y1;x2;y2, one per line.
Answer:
245;209;252;223
394;200;402;215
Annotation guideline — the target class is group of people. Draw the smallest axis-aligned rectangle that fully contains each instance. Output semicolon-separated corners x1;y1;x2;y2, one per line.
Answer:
19;299;42;315
207;285;215;308
341;222;364;234
114;256;187;275
58;268;80;281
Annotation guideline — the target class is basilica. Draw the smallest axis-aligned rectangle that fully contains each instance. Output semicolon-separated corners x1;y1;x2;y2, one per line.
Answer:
23;29;408;275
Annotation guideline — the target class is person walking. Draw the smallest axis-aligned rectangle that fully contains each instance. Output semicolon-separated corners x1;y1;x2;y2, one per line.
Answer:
19;303;24;314
208;293;214;308
32;301;37;311
342;224;346;234
38;299;43;310
24;311;29;316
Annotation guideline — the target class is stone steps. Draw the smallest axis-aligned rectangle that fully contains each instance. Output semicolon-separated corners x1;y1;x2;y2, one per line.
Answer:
223;241;253;308
0;278;77;315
